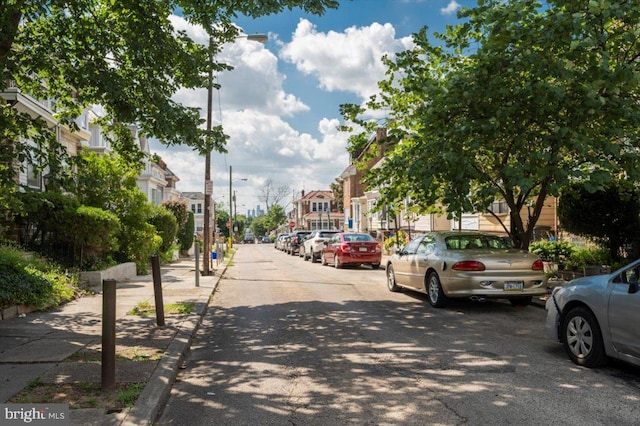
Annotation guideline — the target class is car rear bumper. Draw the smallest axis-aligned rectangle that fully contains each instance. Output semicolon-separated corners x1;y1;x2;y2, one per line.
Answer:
443;274;547;297
341;253;382;264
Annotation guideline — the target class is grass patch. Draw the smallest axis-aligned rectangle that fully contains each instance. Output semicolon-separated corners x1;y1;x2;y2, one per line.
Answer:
127;301;194;316
10;381;146;409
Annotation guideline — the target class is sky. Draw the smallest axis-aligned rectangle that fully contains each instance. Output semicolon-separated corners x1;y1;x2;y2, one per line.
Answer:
152;0;476;215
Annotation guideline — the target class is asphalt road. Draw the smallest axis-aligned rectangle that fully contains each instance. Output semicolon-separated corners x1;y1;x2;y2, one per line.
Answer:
157;243;640;425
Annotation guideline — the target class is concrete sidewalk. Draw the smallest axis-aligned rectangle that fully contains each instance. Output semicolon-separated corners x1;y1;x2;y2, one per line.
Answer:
0;254;227;426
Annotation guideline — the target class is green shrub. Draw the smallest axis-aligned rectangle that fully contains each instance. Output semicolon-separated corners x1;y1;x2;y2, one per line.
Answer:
159;243;179;264
148;205;178;253
384;230;408;250
74;206;120;269
0;245;78;310
177;211;195;253
529;240;574;263
564;246;611;271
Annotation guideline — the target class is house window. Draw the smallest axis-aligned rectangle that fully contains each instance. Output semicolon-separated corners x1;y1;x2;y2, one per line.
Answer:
151;186;163;205
26;163;40;189
323;202;329;212
191;204;196;212
489;200;509;215
312;202;317;212
197;203;202;214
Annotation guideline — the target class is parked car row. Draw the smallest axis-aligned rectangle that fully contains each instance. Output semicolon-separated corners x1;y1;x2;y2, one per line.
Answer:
272;228;639;370
275;230;383;269
388;230;640;370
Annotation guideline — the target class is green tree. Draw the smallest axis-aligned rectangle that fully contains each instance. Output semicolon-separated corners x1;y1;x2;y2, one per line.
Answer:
250;215;268;237
215;204;231;239
558;180;640;262
0;0;340;227
69;150;159;272
342;0;640;249
264;205;286;232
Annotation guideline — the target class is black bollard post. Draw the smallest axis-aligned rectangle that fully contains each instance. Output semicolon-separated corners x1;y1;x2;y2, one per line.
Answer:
102;279;116;390
194;242;200;287
151;254;166;327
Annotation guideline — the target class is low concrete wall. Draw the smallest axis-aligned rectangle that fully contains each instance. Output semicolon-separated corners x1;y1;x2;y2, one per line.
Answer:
79;262;137;287
1;305;35;321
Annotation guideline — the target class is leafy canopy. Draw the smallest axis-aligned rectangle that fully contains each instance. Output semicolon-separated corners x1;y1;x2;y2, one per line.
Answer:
342;0;640;248
0;0;340;218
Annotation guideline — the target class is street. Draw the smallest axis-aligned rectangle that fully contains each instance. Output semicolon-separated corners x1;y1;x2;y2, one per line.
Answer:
158;244;640;425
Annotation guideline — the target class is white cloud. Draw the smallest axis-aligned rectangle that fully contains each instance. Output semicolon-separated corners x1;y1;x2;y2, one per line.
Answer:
279;19;413;101
441;1;461;16
156;15;410;211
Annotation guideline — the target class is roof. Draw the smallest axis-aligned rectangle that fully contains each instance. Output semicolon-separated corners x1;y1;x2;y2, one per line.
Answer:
299;190;334;201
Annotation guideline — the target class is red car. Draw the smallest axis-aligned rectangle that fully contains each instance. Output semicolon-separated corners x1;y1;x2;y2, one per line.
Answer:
321;232;382;269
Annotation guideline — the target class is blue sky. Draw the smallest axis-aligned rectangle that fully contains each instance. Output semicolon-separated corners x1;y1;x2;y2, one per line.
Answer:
155;0;476;214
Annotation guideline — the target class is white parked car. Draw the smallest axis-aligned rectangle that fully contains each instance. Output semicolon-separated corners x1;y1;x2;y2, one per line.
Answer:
301;230;340;262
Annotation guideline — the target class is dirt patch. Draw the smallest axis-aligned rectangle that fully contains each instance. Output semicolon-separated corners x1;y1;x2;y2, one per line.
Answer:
10;347;157;409
9;381;145;409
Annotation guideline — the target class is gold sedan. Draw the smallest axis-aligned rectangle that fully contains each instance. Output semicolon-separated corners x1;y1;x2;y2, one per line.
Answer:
386;231;548;307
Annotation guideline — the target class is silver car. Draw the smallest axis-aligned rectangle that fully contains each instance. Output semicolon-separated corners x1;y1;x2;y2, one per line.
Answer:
386;231;547;307
545;260;640;368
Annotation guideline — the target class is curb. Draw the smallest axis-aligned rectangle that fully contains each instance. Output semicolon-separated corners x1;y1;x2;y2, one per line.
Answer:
120;262;228;426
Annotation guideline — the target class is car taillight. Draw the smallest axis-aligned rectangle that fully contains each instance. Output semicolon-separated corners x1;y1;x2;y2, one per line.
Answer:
452;261;485;271
341;244;351;252
532;260;544;271
375;244;381;252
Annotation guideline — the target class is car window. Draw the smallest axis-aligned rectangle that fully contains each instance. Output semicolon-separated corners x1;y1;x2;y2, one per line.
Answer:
418;236;436;255
621;266;640;284
344;234;373;242
319;231;337;238
445;235;510;250
403;238;422;254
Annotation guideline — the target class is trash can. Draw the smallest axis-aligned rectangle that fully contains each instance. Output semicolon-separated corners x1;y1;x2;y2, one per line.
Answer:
211;251;217;260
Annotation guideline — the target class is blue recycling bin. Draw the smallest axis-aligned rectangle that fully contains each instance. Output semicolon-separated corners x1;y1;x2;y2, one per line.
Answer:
211;251;217;260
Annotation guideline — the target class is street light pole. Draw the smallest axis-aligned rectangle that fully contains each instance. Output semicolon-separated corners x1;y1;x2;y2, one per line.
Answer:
204;33;267;256
203;35;214;276
229;165;232;249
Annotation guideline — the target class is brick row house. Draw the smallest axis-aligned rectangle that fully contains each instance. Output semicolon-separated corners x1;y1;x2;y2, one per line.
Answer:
290;190;342;231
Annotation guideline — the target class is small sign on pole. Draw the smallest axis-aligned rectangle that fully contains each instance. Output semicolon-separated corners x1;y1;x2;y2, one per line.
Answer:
289;221;295;229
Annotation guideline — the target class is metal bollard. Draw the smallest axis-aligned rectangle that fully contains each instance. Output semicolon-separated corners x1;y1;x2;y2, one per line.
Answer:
194;242;200;287
150;255;166;327
102;279;116;390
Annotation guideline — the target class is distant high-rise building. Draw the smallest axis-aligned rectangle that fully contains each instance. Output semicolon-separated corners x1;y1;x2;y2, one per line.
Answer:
247;205;265;218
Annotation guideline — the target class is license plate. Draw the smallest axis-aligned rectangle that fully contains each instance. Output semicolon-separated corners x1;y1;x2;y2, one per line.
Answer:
359;247;368;252
504;281;524;291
